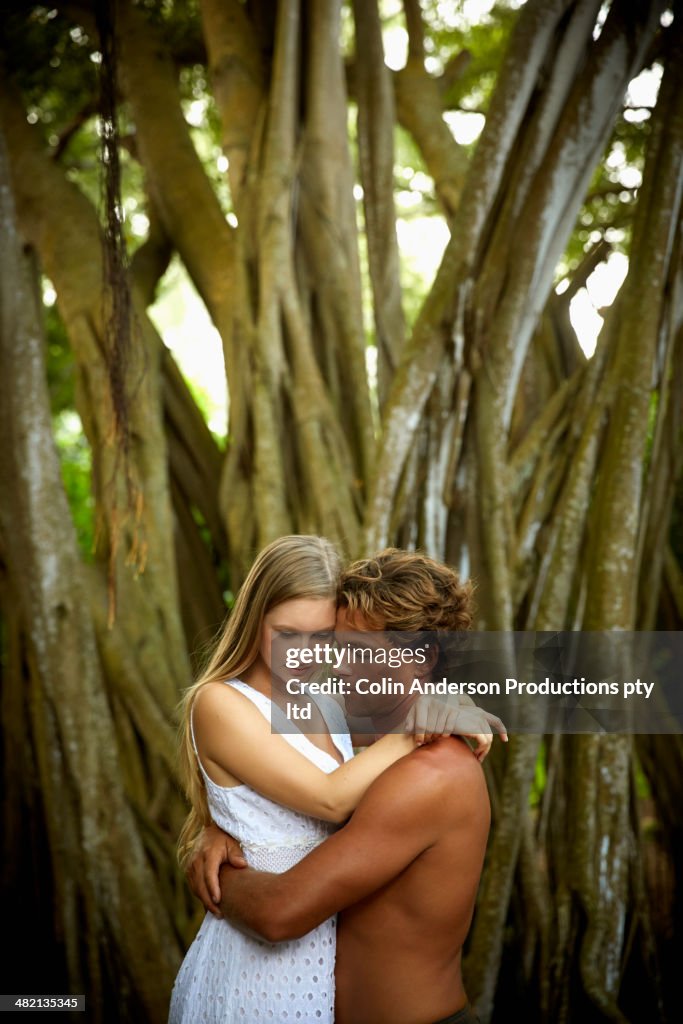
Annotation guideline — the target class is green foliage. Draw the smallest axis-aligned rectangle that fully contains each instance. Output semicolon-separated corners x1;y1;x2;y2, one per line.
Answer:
44;290;94;556
53;410;95;560
557;63;659;282
188;503;232;603
183;375;228;449
529;740;547;808
643;390;659;474
421;1;519;110
633;753;652;800
6;5;228;248
2;7;99;136
44;293;75;414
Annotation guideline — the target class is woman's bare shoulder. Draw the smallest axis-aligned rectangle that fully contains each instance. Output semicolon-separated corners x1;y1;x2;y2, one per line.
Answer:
192;680;269;732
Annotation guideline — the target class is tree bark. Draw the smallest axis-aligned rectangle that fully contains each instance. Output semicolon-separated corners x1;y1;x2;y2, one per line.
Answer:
0;127;182;1022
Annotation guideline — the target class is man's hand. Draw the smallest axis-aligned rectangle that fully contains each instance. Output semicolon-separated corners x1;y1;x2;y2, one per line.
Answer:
185;823;247;917
405;695;508;761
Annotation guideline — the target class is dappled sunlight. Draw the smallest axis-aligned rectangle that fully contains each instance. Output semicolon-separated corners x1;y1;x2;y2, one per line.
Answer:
565;252;629;357
149;258;228;438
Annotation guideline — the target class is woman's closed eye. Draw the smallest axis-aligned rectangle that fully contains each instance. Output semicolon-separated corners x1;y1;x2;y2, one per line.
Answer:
275;630;335;641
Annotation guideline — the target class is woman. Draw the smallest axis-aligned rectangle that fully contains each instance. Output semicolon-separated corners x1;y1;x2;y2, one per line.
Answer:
169;535;492;1024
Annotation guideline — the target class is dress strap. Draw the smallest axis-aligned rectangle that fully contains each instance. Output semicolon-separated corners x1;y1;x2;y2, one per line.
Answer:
189;696;200;758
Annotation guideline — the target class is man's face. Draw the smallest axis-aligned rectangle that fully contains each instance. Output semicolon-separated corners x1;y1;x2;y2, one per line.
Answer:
335;605;397;718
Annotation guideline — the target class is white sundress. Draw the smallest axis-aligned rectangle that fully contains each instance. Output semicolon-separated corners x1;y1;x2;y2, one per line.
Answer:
168;678;354;1023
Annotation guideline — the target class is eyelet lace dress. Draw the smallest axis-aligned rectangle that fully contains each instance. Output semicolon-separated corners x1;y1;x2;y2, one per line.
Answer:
168;679;354;1023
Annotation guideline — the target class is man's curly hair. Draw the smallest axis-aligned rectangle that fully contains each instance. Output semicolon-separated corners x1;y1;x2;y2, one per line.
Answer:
339;548;475;633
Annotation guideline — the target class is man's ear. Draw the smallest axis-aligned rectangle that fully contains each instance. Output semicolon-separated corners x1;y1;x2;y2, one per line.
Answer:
412;641;440;680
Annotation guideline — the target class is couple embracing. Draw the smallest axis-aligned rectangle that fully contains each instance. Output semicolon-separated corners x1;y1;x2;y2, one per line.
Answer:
169;536;506;1024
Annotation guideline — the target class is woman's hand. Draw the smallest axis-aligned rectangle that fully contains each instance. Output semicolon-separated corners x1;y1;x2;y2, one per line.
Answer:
403;695;508;761
185;822;247;917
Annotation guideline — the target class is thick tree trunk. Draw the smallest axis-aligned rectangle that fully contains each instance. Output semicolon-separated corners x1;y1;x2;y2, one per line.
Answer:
0;82;190;708
352;0;405;404
0;1;681;1020
0;128;182;1021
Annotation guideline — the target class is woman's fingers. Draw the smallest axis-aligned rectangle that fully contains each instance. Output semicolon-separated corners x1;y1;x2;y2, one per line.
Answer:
443;706;468;732
434;703;451;743
187;856;222;917
184;826;246;916
405;699;509;748
207;837;247;902
484;711;508;741
448;705;509;746
205;846;228;907
405;704;428;745
412;700;429;745
456;707;489;735
441;707;493;760
422;702;450;745
226;844;248;869
472;732;492;761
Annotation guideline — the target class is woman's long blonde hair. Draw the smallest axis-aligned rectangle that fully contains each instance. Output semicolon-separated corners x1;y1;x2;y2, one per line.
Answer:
176;534;341;869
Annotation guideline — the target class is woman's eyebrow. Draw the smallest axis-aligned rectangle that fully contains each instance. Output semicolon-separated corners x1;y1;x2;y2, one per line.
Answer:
271;624;336;632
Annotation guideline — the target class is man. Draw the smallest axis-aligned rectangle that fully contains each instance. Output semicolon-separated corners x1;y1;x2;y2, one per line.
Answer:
188;550;498;1024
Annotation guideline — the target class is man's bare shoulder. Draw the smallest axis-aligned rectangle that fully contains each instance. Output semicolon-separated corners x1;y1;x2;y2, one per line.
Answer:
409;736;486;789
361;735;488;816
417;735;484;773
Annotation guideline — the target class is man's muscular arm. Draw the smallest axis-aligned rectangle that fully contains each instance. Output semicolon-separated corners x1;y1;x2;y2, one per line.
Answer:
218;739;484;942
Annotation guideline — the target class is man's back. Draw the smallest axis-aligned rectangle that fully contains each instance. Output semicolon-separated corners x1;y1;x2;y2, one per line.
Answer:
334;736;490;1024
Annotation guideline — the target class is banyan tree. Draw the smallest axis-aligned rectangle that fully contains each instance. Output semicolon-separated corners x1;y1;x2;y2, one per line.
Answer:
0;1;681;1021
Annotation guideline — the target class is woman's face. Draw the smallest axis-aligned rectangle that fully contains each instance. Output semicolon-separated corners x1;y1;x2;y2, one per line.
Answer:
261;597;337;684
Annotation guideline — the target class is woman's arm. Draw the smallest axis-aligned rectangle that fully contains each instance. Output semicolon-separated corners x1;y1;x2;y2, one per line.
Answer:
344;696;508;756
404;695;508;760
192;683;416;824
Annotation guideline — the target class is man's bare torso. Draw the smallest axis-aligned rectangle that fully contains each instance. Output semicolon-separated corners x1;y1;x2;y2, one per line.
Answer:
334;737;490;1024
